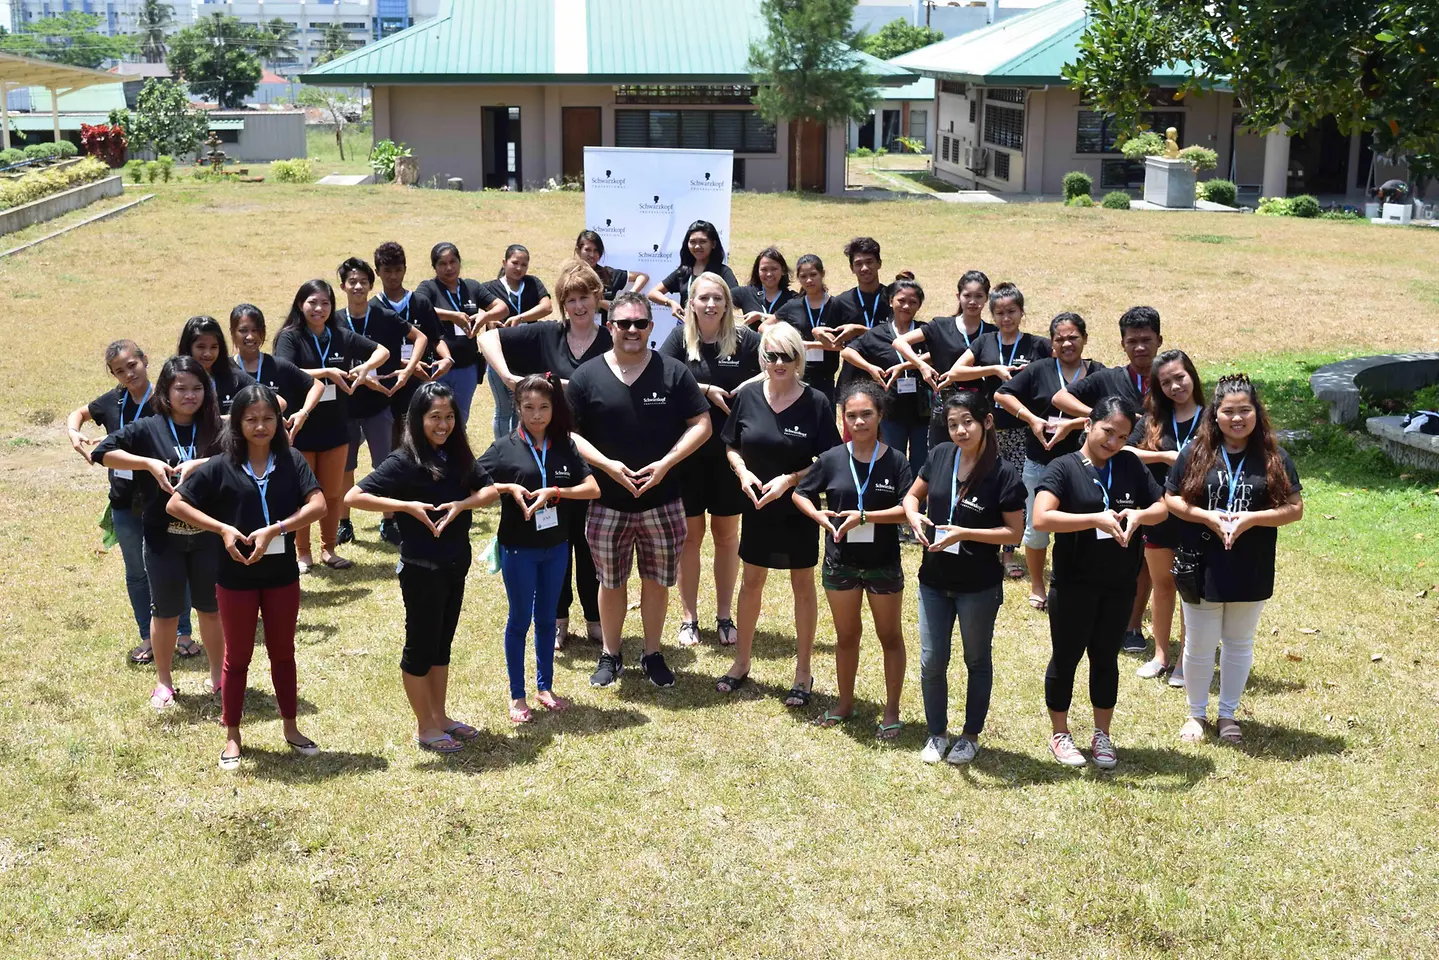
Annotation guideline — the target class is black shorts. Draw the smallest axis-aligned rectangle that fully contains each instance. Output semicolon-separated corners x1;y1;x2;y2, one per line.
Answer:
1142;515;1182;550
739;499;819;569
144;530;220;618
822;559;904;594
680;454;748;518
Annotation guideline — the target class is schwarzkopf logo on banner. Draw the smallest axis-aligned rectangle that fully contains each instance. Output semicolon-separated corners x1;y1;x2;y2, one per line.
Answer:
594;218;626;237
637;244;671;262
690;171;727;190
638;193;675;213
588;169;627;188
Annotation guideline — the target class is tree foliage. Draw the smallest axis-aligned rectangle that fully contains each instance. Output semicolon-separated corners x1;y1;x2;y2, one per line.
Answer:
297;88;360;160
167;13;264;108
317;23;355;65
0;12;137;68
134;0;175;64
128;78;208;158
857;18;943;60
253;18;300;65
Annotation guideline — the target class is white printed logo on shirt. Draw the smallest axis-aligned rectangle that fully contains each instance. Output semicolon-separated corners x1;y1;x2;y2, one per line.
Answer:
642;390;667;407
783;426;809;439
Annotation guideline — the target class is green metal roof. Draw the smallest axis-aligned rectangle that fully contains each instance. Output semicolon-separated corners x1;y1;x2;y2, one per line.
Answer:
881;76;934;101
7;112;109;132
21;82;128;113
302;0;912;85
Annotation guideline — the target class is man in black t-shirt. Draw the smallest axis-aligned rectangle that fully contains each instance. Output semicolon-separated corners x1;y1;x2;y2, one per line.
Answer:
567;292;712;689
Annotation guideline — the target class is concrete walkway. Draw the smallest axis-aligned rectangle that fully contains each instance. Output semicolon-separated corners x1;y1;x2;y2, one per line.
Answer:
317;174;375;186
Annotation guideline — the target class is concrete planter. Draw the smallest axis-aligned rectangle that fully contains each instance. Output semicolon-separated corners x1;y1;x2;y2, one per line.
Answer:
1143;156;1196;209
0;174;124;237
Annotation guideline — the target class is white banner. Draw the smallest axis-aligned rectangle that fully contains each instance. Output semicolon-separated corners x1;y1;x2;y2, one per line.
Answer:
583;147;734;349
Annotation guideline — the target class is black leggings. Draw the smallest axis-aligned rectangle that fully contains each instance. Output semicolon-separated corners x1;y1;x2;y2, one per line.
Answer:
559;501;600;623
1043;583;1133;712
398;556;468;676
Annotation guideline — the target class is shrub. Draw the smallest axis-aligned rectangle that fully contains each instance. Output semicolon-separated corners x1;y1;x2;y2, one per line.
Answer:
1101;191;1131;209
80;123;128;166
1120;131;1166;160
144;161;159;183
1256;196;1292;216
1067;194;1095;208
1062;171;1093;201
1321;209;1365;222
157;155;174;182
1201;178;1237;207
369;139;413;182
23;144;50;161
272;158;317;183
0;157;110;211
126;159;145;183
0;147;23;168
1178;145;1217;172
1289;194;1321;218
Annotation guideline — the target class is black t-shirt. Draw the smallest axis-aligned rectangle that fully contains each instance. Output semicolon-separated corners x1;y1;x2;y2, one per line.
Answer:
272;324;382;452
415;277;496;369
479;430;592;549
486;275;551;319
92;414;220;542
968;332;1052;428
848;322;927;425
661;263;740;309
374;290;444;364
1166;445;1301;602
337;302;411;419
232;354;315;419
721;382;841;518
596;267;633;324
88;385;158;508
916;444;1027;590
996;358;1107;464
775;295;857;391
1065;363;1150;412
916;317;997;386
658;325;762;458
209;364;256;417
357;451;493;564
499;321;612;381
731;285;796;319
835;286;893;393
178;447;320;589
1130;409;1200;486
796;442;912;569
1038;449;1164;589
566;352;710;512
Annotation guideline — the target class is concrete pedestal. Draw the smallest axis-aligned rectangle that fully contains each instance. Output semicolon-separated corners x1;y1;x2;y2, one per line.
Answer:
1143;156;1196;209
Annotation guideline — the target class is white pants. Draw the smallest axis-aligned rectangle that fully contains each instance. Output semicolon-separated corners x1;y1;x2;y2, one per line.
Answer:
1180;599;1266;720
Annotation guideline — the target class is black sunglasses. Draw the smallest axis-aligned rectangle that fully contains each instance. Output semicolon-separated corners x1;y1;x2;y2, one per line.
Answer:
611;318;652;331
761;350;798;364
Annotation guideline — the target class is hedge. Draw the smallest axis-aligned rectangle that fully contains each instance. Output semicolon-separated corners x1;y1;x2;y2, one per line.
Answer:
272;158;317;183
0;157;111;211
1062;171;1093;201
1101;191;1131;209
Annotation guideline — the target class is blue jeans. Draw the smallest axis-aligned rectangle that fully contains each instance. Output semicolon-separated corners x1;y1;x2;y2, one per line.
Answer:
917;582;1002;737
500;542;569;699
438;363;480;427
488;370;515;442
111;507;190;642
881;418;929;471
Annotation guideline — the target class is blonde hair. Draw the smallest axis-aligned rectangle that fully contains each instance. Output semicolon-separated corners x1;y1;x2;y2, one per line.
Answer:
552;258;604;329
683;272;738;363
759;321;807;380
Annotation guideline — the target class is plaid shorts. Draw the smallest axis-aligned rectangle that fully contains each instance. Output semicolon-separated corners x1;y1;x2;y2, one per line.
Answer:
584;499;687;589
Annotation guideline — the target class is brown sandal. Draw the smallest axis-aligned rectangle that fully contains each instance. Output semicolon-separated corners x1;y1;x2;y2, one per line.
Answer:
1216;718;1242;743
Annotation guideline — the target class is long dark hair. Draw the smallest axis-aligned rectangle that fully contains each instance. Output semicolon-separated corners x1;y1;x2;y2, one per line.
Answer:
574;229;615;286
514;373;573;446
498;243;529;279
1141;349;1204;451
402;382;476;481
678;219;725;272
747;246;791;290
1179;374;1291;507
153;355;221;454
280;279;338;334
177;315;229;371
942;390;997;501
223;385;288;464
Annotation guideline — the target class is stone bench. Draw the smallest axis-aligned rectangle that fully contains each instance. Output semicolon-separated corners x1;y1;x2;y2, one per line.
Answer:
1310;353;1439;424
1366;416;1439;471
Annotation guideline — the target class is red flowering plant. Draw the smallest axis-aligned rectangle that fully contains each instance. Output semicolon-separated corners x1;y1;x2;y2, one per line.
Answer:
80;124;128;167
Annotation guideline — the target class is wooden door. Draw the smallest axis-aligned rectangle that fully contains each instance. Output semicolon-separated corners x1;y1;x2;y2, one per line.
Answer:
563;107;602;181
788;119;827;192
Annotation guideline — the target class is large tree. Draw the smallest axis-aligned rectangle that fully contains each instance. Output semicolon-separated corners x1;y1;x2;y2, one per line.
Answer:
128;77;208;157
858;18;943;60
253;17;300;66
749;0;879;191
133;0;175;64
1063;0;1439;186
167;13;263;107
0;11;136;68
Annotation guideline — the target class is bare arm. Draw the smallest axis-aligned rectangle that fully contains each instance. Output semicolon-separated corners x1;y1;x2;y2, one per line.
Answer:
511;296;553;325
1050;387;1091;419
478;329;520;390
66;405;98;463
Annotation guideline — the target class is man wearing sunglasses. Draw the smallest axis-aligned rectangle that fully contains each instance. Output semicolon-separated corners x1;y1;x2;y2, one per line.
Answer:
567;292;713;688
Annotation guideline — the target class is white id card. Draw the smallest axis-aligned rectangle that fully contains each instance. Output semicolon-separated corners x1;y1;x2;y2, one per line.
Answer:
453;322;469;336
943;540;962;555
1094;527;1114;540
897;377;918;394
1047;415;1063;429
806;347;824;362
264;534;285;556
113;469;133;480
847;522;876;543
534;507;559;531
400;342;414;362
320;382;337;402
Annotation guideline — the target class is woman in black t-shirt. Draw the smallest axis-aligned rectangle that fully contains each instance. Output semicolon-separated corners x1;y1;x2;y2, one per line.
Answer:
229;304;325;446
479;374;599;724
345;382;499;754
771;254;851;404
1163;374;1303;746
415;242;507;428
717;322;841;703
168;385;326;770
841;273;931;472
1033;396;1167;770
482;244;553;442
901;391;1025;765
660;273;760;649
794;381;912;736
893;269;996;447
576;229;648;324
179;314;255;417
732;246;796;328
1129;349;1204;682
649;219;740;314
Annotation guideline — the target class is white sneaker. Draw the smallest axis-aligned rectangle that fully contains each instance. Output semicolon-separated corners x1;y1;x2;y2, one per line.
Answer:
1136;657;1173;680
945;738;979;765
1049;732;1086;767
1168;662;1187;688
1090;730;1118;770
920;735;950;764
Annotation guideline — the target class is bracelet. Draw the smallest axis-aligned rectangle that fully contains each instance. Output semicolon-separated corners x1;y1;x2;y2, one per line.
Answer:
277;519;286;535
859;510;867;525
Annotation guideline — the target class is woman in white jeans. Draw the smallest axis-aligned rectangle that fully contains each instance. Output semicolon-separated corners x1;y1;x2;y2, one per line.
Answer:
1162;374;1303;744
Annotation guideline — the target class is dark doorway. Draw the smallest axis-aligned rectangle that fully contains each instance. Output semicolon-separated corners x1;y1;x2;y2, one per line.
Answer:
482;106;521;190
788;119;827;192
857;114;876;151
880;109;902;150
562;107;601;181
1287;114;1348;196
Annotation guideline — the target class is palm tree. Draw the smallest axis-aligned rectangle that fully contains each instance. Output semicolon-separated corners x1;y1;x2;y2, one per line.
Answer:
252;17;299;67
134;0;174;64
316;22;354;65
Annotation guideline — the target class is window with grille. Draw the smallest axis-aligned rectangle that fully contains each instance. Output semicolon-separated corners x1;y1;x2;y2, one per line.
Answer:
614;110;775;152
982;105;1023;149
1077;111;1186;154
940;80;967;96
969;99;977;124
614;85;757;105
986;88;1026;104
993;151;1010;181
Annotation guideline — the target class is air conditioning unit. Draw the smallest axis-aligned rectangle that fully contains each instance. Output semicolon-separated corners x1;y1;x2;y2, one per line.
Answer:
962;145;973;168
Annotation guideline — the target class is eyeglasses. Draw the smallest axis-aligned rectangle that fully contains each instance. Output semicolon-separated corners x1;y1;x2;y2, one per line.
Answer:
611;318;652;331
761;350;798;364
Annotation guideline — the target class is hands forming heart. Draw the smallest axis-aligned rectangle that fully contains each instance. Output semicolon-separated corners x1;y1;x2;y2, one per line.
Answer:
706;384;733;414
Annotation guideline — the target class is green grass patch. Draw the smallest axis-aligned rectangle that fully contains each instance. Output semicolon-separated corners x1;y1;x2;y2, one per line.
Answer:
895;170;961;193
1177;233;1234;244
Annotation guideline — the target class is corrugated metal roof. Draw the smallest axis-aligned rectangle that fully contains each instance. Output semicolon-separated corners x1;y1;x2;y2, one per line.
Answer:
12;82;128;114
881;75;935;101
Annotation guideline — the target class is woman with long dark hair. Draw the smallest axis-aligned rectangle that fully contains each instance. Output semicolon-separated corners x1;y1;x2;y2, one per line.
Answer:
229;304;325;446
902;391;1025;765
840;272;931;471
732;246;796;327
179;315;254;416
272;278;388;571
575;229;648;323
480;374;600;722
894;269;997;448
482;244;553;441
772;254;853;405
649;219;739;314
345;383;499;753
1164;374;1303;745
415;242;506;427
167;385;327;769
93;355;225;710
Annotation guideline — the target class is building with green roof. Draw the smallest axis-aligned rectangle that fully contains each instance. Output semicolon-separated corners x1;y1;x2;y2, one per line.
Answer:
300;0;913;193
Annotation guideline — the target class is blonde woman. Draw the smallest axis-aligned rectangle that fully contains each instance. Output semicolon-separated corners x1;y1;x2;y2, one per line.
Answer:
658;272;761;648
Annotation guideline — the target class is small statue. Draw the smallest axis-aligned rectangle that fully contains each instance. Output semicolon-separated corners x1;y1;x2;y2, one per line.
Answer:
1164;127;1181;159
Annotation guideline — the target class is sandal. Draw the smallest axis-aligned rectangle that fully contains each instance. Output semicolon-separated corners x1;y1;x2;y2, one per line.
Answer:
297;558;313;575
175;636;202;657
714;672;748;694
1004;559;1025;580
536;693;570;713
1216;718;1243;743
508;704;533;724
415;733;463;753
129;644;154;665
1027;593;1048;612
876;721;905;741
716;617;738;647
815;710;850;728
782;677;813;709
202;678;219;696
149;683;174;711
443;721;480;741
321;555;354;570
676;620;701;647
1179;717;1210;743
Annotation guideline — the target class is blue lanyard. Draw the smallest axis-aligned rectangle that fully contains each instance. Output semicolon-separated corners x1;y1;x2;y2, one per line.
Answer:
857;289;881;327
505;280;525;315
235;353;267;384
385;291;411;323
1055;358;1081;386
1133;369;1148;394
441;281;465;312
244;454;276;526
960;319;983;348
763;289;783;315
846;440;880;513
948;447;964;523
806;295;829;329
167;417;196;463
1173;411;1198;450
121;383;153;427
1090;458;1112;511
344;307;369;337
521;429;548;486
1222;449;1246;512
310;330;332;367
1000;333;1022;367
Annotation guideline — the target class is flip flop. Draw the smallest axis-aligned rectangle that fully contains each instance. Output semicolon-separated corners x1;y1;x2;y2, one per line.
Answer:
149;683;174;711
297;559;313;575
415;733;463;753
443;721;480;741
875;721;905;741
815;710;851;728
535;695;570;713
509;705;533;724
714;672;748;694
1027;594;1048;612
321;555;354;570
175;637;202;657
129;644;154;665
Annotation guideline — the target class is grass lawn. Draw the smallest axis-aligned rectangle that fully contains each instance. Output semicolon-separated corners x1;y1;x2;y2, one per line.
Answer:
1;183;1437;959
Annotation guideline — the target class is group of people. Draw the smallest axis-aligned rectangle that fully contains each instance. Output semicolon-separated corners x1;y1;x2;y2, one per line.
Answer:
67;222;1303;771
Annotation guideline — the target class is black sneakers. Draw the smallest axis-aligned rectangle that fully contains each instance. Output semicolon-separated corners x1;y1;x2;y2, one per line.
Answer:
336;517;355;545
590;651;622;688
379;518;403;546
641;652;675;688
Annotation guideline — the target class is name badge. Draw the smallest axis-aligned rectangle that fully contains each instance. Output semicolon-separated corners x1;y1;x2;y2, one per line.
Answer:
400;342;414;362
896;377;918;394
534;507;559;531
113;468;133;480
453;322;470;337
847;522;876;543
1094;527;1114;541
1047;415;1063;428
264;534;285;556
943;540;962;555
320;382;337;402
805;347;824;362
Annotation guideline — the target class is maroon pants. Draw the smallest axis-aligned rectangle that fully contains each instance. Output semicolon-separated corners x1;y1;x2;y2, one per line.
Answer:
216;581;301;727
